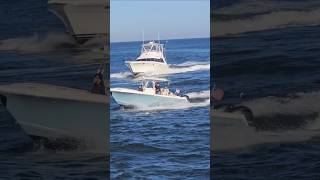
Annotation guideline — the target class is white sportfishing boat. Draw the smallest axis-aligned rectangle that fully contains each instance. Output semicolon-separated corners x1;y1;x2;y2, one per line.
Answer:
111;80;189;108
125;41;169;74
0;83;109;151
48;0;109;44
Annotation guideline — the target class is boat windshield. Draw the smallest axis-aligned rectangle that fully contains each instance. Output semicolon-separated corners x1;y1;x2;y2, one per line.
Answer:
142;42;163;52
136;58;164;62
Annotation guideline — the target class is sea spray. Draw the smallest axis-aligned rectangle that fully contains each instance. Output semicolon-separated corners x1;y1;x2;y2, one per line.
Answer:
212;91;320;151
0;32;76;52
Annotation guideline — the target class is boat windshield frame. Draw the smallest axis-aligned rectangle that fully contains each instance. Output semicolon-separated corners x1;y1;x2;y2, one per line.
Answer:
136;58;164;63
141;41;164;53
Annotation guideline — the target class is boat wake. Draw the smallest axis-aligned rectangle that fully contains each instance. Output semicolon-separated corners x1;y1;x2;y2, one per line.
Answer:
166;61;210;75
213;90;320;151
0;32;106;53
0;32;77;53
110;72;169;82
31;136;107;153
110;61;209;80
213;0;320;37
110;72;132;79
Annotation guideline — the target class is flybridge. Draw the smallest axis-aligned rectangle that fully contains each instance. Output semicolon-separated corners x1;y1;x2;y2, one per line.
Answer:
137;41;167;62
141;41;164;53
125;38;169;74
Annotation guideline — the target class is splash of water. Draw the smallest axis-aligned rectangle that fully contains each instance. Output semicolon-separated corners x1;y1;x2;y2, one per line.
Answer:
213;0;320;37
0;32;77;53
110;61;210;80
187;90;210;99
212;91;320;151
243;91;320;117
110;72;132;79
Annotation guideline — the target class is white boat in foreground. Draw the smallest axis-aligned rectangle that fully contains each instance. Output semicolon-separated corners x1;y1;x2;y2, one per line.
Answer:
211;105;253;127
111;80;189;108
211;88;253;128
0;83;109;152
48;0;109;44
125;41;169;74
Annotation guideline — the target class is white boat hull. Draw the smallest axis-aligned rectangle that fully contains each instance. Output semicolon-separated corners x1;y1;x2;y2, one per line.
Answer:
211;109;249;127
0;83;109;152
111;88;189;108
48;0;109;44
125;61;169;74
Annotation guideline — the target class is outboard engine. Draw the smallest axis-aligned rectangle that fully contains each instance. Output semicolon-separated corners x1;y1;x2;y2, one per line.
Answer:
214;103;254;126
181;94;190;102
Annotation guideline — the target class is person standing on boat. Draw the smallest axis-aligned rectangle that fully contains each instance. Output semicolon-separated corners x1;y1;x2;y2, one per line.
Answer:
175;88;181;95
91;73;106;95
155;83;161;94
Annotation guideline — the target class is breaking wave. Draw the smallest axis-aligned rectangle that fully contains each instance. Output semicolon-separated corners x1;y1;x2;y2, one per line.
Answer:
212;91;320;151
0;32;77;53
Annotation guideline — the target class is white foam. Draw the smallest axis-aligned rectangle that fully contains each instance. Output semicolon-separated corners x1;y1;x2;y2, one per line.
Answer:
110;61;210;80
212;125;318;152
213;0;320;37
243;91;320;117
0;32;76;53
132;99;210;111
187;90;210;99
175;60;209;66
110;72;132;79
161;61;210;75
212;91;320;151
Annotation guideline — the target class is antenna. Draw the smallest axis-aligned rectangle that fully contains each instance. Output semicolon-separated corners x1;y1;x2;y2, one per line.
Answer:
142;28;145;44
157;32;160;43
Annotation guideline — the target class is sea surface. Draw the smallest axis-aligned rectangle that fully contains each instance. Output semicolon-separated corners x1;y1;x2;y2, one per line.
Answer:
212;0;320;179
110;38;210;179
0;0;108;179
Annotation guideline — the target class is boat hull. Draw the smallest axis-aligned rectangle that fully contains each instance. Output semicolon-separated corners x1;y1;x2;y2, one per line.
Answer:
211;109;249;127
0;83;109;152
125;61;169;74
111;88;189;108
48;1;109;44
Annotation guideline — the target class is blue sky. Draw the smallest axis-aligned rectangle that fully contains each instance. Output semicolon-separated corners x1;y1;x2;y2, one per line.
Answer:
110;0;210;42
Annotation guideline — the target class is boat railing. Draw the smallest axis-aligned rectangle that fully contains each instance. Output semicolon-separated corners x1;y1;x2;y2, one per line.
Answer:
141;42;164;53
136;58;164;62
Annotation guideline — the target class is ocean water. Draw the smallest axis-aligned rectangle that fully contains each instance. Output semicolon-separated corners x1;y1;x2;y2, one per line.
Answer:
212;0;320;179
0;0;108;179
110;38;210;179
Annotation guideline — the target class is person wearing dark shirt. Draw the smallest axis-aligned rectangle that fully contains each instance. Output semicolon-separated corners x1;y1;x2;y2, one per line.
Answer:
91;73;106;95
155;83;161;94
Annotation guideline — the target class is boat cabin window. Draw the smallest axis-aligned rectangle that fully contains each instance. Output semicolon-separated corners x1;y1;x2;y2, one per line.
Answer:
142;43;163;52
137;58;164;62
144;45;156;51
144;81;156;88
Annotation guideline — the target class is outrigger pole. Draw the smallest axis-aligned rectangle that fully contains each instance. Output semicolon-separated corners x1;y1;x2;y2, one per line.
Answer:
142;28;145;44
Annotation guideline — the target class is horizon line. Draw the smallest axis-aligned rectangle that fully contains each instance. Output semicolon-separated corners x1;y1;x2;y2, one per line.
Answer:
110;36;209;43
